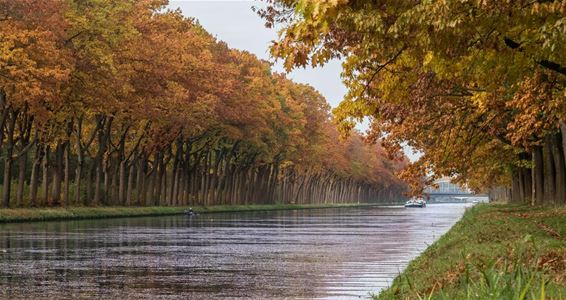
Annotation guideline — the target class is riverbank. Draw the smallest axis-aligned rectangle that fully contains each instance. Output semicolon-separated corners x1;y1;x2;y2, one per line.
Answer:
377;204;566;299
0;202;396;223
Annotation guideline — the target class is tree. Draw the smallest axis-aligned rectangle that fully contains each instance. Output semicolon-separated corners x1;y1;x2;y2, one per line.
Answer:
0;0;407;209
261;0;566;203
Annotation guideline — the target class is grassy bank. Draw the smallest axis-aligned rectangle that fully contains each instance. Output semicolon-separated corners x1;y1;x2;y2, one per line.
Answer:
378;204;566;299
0;202;392;223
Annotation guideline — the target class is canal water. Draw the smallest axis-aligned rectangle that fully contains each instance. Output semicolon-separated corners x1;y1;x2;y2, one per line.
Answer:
0;204;470;299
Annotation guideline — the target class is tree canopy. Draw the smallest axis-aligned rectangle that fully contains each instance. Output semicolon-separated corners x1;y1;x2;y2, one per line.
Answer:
0;0;406;208
261;0;566;202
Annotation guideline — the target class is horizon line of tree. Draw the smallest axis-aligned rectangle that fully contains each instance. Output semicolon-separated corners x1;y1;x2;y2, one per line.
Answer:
0;0;407;208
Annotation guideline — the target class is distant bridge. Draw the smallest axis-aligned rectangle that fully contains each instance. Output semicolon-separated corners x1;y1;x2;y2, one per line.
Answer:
424;177;472;195
424;177;487;202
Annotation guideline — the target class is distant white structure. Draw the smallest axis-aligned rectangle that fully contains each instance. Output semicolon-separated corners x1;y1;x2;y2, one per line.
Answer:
424;177;488;203
424;177;471;195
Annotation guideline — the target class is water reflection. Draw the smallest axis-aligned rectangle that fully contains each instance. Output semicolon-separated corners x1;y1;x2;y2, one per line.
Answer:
0;204;470;299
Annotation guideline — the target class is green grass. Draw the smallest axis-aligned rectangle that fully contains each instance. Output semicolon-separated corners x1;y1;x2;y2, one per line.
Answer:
0;202;392;223
377;204;566;299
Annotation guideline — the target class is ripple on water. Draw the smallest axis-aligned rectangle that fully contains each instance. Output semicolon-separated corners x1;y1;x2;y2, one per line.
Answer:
0;203;471;299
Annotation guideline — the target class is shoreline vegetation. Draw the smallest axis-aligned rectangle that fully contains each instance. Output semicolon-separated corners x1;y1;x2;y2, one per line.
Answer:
0;202;400;224
0;2;407;211
377;204;566;299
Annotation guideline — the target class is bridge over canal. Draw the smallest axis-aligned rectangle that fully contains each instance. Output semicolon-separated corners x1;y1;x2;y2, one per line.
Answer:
424;177;488;203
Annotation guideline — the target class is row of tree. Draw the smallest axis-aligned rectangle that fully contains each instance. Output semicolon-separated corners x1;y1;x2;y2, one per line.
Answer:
263;0;566;205
0;0;407;208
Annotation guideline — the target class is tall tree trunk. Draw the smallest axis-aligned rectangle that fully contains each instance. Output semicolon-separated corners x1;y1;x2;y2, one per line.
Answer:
86;163;94;205
111;164;118;205
139;154;147;206
511;170;521;203
136;156;143;206
146;165;155;206
542;137;556;204
93;164;102;206
2;110;17;207
74;115;98;206
51;142;64;206
561;121;566;170
532;146;544;205
560;121;566;199
15;116;33;207
63;143;70;206
551;133;566;204
75;156;83;205
103;161;110;205
183;142;192;205
126;162;135;206
93;116;111;206
0;92;8;151
15;149;28;207
29;144;43;207
155;151;164;205
170;141;181;206
522;167;532;204
42;146;50;206
119;160;126;205
2;155;13;207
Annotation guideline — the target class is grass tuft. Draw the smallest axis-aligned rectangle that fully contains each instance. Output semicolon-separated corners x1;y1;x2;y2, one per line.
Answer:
376;204;566;299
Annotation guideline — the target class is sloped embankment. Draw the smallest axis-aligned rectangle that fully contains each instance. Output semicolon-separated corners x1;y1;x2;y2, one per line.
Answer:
378;204;566;299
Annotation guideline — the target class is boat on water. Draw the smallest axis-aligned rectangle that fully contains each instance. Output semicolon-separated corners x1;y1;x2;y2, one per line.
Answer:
404;197;426;208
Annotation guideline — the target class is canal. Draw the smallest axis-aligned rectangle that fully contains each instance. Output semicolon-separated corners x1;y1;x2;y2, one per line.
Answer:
0;204;471;299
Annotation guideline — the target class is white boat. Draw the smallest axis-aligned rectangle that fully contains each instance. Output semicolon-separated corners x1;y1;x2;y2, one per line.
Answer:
404;197;426;208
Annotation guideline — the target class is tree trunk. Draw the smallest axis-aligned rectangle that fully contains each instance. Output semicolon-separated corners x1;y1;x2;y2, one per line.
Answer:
136;157;143;206
2;111;16;207
86;163;94;205
550;133;566;204
170;142;181;206
103;163;110;205
126;162;135;206
51;142;64;206
139;154;147;206
2;157;13;208
146;165;155;206
155;151;164;205
63;143;70;206
0;92;8;151
532;146;544;205
93;116;110;206
29;144;43;207
15;149;28;207
542;137;555;204
119;160;126;205
93;164;102;206
75;156;83;205
42;146;50;206
522;167;532;204
561;121;566;170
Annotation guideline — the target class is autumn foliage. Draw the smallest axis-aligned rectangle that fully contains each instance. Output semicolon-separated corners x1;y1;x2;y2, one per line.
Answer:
0;0;406;208
262;0;566;204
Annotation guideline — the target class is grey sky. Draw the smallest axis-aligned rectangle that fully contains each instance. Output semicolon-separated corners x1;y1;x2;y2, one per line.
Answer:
168;0;347;108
